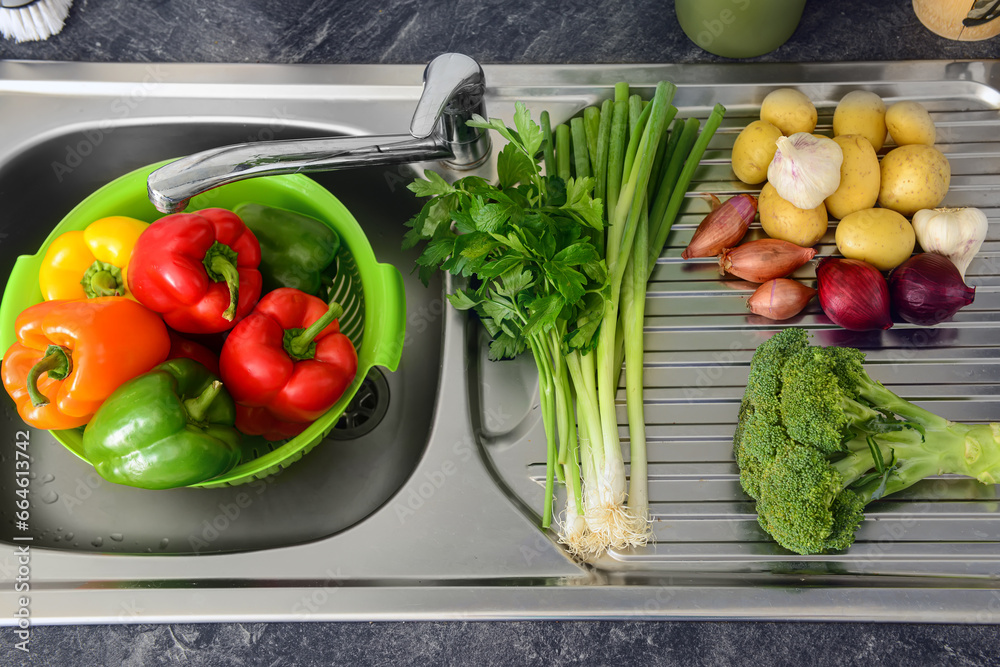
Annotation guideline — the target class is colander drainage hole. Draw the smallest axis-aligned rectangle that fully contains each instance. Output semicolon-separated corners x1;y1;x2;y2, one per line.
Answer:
331;368;390;439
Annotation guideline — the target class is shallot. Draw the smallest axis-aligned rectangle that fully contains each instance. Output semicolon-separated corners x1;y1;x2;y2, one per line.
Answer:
681;194;757;259
718;239;816;283
747;279;816;320
816;257;893;331
889;253;975;326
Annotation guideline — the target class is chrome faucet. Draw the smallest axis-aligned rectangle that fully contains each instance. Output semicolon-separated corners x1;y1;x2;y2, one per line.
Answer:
146;53;492;214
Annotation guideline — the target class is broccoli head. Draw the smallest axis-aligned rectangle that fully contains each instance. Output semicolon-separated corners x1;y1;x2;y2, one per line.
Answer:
734;328;1000;555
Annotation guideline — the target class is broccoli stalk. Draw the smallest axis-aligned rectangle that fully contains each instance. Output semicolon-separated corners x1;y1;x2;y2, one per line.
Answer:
735;328;1000;555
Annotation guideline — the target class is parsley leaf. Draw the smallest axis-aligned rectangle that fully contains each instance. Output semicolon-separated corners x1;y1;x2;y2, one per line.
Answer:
497;142;535;189
447;289;482;311
513;101;544;160
522;293;565;337
407;169;455;197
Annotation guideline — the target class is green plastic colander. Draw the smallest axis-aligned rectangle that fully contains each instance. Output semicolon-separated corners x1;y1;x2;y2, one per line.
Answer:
0;161;406;487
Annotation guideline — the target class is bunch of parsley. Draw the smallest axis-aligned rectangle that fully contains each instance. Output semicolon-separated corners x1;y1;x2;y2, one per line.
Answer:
405;103;605;530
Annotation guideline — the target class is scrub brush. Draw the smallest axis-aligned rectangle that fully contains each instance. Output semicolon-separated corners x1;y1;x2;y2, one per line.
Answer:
0;0;73;43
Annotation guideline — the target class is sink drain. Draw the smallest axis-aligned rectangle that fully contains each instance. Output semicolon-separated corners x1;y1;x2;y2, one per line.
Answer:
331;368;390;439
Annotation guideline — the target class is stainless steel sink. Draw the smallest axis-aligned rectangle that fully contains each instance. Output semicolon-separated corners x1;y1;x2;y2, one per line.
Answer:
0;121;443;556
0;59;998;624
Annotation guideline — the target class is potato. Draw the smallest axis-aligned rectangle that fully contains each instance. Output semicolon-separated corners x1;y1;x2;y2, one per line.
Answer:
835;207;915;271
731;120;783;184
760;88;817;136
759;181;829;247
878;144;950;216
833;90;887;152
885;101;936;146
824;135;880;220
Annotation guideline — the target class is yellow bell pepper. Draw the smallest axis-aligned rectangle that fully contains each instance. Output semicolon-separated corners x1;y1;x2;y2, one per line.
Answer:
38;216;149;301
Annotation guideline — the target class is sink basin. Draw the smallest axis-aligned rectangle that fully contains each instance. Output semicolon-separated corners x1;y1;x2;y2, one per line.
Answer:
0;59;998;624
0;121;441;554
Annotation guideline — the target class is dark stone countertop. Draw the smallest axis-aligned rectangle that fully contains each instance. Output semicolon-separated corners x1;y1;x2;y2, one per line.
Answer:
1;0;999;664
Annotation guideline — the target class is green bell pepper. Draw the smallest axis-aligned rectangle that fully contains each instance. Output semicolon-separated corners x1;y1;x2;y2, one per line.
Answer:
233;202;341;296
82;358;242;490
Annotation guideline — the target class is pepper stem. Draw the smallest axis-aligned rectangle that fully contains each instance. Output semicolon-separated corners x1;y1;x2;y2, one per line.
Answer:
81;260;125;298
284;301;344;361
202;241;241;321
26;345;72;407
183;380;223;423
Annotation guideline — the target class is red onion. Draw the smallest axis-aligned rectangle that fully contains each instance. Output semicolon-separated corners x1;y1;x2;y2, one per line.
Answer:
747;279;816;320
889;253;975;326
816;257;893;331
682;194;757;259
719;239;816;283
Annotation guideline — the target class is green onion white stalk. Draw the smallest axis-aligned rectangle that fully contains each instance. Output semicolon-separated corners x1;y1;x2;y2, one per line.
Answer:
554;88;725;558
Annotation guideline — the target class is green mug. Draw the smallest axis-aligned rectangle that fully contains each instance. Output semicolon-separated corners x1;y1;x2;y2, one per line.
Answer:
675;0;807;58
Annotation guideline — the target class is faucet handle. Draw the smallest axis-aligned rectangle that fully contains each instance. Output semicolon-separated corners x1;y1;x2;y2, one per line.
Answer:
409;53;486;139
409;53;491;169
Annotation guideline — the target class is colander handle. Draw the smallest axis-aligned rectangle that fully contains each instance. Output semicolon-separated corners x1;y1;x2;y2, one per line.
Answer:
371;262;407;372
0;254;44;353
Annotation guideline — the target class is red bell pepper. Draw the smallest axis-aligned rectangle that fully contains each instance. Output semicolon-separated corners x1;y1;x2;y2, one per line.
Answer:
167;330;220;376
235;404;309;442
220;287;358;425
127;208;262;334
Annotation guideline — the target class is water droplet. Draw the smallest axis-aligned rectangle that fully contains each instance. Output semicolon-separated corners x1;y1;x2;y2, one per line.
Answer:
144;547;152;553
41;474;54;484
91;537;103;548
64;532;74;541
27;472;36;480
159;538;169;550
109;533;123;542
40;490;58;504
55;526;63;532
52;535;61;542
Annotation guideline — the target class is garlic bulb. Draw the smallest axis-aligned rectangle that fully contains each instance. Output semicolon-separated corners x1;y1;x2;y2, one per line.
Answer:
911;207;988;279
766;132;843;210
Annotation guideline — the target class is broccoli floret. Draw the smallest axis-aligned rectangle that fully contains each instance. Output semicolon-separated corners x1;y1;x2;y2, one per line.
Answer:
755;443;865;555
732;329;809;500
779;346;883;454
734;328;1000;555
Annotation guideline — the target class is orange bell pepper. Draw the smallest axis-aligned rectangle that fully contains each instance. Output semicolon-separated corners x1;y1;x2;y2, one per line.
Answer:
1;298;170;430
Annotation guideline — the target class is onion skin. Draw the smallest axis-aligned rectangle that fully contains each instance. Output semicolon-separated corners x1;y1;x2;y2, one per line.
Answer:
718;239;816;283
682;194;757;259
816;257;893;331
747;279;816;320
889;253;975;326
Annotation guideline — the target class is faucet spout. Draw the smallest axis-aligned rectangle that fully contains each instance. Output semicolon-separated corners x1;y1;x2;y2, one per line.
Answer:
147;53;491;214
147;134;451;214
